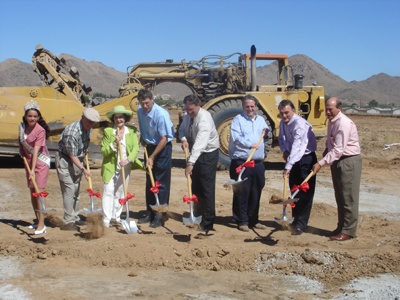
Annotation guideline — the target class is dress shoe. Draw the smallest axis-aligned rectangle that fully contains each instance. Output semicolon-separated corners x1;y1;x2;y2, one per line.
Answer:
75;220;87;226
150;217;162;228
28;224;38;229
291;227;303;236
251;223;267;230
61;223;78;231
329;232;352;241
34;226;46;235
138;215;151;224
197;224;213;233
161;212;169;222
328;228;341;237
238;224;249;232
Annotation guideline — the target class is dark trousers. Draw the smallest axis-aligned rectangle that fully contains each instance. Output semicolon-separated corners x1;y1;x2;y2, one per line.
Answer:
230;159;265;226
145;142;172;219
289;152;317;231
192;149;219;229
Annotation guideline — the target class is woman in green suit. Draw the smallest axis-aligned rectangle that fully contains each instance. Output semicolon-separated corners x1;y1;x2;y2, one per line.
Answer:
101;105;142;227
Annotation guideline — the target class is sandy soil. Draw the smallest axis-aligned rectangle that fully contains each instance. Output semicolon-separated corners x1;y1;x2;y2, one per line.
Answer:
1;114;400;299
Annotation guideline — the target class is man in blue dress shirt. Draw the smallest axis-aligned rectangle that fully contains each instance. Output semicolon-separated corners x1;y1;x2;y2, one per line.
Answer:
228;94;269;232
137;89;175;228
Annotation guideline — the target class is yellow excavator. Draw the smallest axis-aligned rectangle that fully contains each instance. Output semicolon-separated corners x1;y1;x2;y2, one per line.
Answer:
0;45;326;169
0;45;140;166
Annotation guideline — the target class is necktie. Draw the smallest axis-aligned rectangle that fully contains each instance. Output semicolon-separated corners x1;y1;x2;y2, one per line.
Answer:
187;118;194;151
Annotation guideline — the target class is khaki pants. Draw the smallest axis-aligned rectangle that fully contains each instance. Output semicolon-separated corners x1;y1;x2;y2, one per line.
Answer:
55;152;83;225
331;155;362;237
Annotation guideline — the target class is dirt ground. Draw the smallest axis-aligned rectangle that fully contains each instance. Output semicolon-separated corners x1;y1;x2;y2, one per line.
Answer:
1;113;400;299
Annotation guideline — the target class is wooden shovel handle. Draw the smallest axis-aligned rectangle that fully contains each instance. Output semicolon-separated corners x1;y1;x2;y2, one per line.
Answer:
283;176;288;200
184;147;192;198
117;128;127;195
143;147;156;187
84;154;93;189
246;129;266;163
22;156;40;193
301;171;315;184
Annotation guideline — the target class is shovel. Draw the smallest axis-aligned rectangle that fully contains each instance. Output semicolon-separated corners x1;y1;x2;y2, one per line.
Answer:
290;171;315;199
117;130;139;234
228;130;265;195
274;176;294;223
144;147;168;213
22;156;56;213
182;147;202;227
83;154;102;215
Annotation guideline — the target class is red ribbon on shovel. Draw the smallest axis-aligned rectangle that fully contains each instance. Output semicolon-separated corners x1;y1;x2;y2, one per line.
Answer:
119;193;134;205
87;188;101;198
236;160;255;174
32;190;49;198
291;182;310;193
183;194;198;204
150;181;161;194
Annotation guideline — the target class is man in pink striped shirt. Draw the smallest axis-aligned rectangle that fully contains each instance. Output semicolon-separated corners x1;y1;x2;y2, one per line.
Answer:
312;97;362;241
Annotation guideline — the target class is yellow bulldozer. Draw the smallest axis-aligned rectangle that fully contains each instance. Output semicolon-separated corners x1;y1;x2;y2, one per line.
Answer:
0;45;326;169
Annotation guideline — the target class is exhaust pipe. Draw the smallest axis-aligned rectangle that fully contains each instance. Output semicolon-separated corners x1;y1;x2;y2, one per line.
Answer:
250;45;256;91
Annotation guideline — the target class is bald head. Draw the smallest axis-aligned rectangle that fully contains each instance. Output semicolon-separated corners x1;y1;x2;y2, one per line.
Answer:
325;97;342;120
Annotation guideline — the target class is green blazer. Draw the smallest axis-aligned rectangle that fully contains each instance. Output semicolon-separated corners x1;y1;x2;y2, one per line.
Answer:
101;125;143;184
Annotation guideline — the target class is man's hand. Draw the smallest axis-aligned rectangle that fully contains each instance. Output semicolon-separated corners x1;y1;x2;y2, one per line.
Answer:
185;165;193;177
181;140;189;151
283;169;290;178
312;162;322;174
282;151;290;162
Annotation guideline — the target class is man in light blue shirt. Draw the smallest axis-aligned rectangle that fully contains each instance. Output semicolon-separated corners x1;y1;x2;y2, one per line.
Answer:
228;94;269;232
137;89;175;228
278;99;317;236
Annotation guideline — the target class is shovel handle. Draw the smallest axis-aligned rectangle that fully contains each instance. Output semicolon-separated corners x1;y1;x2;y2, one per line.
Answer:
144;147;156;187
84;154;93;189
246;129;266;163
184;147;193;198
301;171;315;184
283;176;288;200
22;156;40;194
117;128;127;196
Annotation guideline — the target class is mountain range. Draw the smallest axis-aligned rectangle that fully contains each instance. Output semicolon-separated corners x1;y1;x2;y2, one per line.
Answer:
1;52;399;107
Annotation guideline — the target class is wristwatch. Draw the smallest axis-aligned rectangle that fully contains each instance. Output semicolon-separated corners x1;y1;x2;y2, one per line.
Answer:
81;167;85;173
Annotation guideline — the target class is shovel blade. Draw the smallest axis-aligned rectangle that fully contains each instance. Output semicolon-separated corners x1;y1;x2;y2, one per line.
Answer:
183;215;202;227
274;216;294;223
231;177;248;195
122;220;139;234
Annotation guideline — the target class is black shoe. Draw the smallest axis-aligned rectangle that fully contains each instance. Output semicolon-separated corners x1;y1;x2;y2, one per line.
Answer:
161;212;169;222
197;224;213;233
291;227;303;236
61;223;78;231
138;215;151;224
75;220;87;226
150;217;162;228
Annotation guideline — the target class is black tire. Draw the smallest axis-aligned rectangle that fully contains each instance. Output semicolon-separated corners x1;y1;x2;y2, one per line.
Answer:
208;98;272;170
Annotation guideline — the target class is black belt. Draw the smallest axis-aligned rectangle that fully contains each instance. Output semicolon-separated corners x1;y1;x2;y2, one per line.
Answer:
339;154;359;161
234;159;264;164
147;142;172;149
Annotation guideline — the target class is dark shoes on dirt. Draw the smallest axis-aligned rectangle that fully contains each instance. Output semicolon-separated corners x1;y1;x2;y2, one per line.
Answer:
291;227;303;236
238;223;266;232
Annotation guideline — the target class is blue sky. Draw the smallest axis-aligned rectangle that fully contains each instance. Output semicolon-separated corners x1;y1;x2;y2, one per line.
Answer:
1;0;399;82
